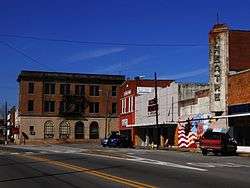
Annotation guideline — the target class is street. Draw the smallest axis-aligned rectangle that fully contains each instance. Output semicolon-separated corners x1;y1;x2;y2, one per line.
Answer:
0;144;250;188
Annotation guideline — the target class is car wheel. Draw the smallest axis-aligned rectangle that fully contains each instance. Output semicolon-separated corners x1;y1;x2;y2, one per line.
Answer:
202;149;208;156
213;151;218;156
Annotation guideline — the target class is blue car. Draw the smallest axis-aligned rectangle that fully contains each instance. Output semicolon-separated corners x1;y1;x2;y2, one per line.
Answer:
101;133;131;148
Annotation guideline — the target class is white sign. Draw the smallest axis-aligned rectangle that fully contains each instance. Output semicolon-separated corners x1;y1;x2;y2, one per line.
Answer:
121;119;128;127
124;90;131;97
137;87;153;95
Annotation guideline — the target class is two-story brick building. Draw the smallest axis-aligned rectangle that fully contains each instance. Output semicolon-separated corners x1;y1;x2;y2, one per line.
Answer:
17;70;125;144
118;78;173;144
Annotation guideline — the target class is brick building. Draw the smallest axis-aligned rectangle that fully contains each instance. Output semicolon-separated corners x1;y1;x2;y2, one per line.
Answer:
228;69;250;145
17;70;125;144
118;78;173;144
209;24;250;146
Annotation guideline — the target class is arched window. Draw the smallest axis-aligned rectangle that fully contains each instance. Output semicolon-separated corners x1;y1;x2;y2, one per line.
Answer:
44;120;54;139
89;121;99;139
59;121;70;139
75;121;84;139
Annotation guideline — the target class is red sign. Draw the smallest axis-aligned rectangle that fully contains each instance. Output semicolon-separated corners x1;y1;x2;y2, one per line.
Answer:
12;127;19;134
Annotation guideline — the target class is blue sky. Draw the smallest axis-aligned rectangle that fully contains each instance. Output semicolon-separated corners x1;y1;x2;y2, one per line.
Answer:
1;0;250;106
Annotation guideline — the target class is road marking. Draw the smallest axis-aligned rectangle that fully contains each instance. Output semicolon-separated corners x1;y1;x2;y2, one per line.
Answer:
78;152;207;172
19;154;156;188
187;162;250;168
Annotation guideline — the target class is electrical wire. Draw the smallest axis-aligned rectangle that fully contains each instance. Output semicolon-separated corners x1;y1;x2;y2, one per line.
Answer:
0;41;55;71
0;34;207;47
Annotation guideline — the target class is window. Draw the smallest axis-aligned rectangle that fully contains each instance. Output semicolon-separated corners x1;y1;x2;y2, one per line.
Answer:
44;101;55;112
60;84;70;95
121;98;126;114
89;121;99;139
128;97;131;112
44;121;54;139
89;102;99;113
59;121;70;139
89;85;99;96
29;126;35;135
112;103;117;114
60;101;67;113
111;86;117;96
75;121;84;139
74;102;84;113
44;83;55;94
131;96;134;112
28;100;34;111
28;82;34;94
75;85;85;96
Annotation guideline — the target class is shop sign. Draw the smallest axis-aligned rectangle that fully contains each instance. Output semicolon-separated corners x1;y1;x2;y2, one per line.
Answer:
213;35;222;102
124;90;131;97
137;87;153;95
121;119;128;127
148;98;158;116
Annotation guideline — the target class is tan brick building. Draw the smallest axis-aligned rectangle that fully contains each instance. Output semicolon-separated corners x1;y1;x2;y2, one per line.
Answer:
17;71;125;144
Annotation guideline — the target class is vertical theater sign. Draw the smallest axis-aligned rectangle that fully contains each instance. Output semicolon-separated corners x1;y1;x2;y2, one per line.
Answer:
209;25;229;113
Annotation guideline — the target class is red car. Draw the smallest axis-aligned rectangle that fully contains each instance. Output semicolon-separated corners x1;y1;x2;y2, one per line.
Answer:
199;132;237;156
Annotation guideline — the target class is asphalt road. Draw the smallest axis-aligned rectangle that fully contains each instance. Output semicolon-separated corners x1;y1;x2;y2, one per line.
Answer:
0;145;250;188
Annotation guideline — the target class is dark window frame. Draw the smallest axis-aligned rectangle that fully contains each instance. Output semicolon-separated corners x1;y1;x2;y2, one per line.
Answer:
89;85;99;96
44;101;55;112
89;102;99;113
111;86;117;96
44;83;55;95
112;102;117;114
28;100;34;112
60;84;70;95
28;82;34;94
75;85;85;96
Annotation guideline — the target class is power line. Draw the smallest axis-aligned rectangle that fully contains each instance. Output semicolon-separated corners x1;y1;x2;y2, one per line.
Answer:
0;41;55;71
0;34;207;47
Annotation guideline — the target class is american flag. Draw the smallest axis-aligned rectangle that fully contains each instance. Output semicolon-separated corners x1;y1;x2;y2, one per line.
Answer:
178;124;197;148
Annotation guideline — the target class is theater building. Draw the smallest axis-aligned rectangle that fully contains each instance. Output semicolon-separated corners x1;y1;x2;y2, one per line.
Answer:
209;24;250;146
17;70;125;144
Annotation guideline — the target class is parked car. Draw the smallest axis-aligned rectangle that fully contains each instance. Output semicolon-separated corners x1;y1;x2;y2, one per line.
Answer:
199;131;237;156
101;133;131;148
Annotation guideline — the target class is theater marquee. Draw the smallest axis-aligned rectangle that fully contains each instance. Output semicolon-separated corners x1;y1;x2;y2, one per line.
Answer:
209;31;228;112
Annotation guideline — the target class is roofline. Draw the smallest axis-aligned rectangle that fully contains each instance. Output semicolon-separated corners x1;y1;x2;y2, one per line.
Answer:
230;29;250;33
19;70;125;78
120;79;174;87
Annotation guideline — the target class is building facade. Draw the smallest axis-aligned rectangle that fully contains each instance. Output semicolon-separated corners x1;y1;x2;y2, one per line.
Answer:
209;24;250;146
228;69;250;146
118;78;173;144
17;71;125;144
134;82;210;148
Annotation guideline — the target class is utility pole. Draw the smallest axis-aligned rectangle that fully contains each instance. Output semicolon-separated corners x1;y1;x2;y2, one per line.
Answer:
154;72;159;147
104;91;110;139
171;96;174;122
4;101;7;145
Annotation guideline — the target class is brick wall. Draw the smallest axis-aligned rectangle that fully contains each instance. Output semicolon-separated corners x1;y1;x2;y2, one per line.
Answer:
229;31;250;71
19;80;120;118
228;70;250;105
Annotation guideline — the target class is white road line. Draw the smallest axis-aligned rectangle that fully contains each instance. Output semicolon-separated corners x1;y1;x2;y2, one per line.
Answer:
187;162;250;168
78;152;207;172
